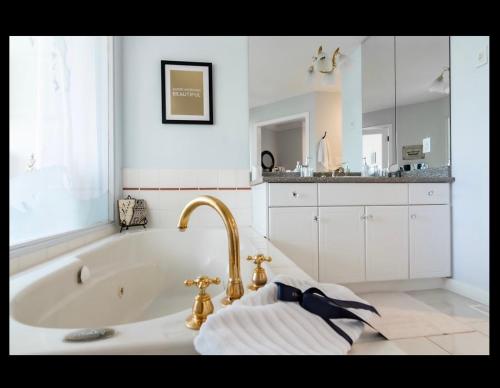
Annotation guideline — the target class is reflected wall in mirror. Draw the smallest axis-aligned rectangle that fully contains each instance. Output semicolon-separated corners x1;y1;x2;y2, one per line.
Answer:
261;117;304;171
362;36;396;171
248;36;451;178
395;36;450;168
249;36;364;178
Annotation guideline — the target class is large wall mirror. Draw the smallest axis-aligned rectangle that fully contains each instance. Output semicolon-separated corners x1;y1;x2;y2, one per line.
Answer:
249;36;451;177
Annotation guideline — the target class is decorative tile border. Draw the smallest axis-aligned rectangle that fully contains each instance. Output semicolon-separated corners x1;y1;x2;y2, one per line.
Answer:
122;168;251;190
123;187;251;191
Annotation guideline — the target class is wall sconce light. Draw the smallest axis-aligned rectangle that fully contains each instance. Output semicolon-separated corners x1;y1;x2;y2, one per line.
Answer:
308;46;344;74
429;67;450;94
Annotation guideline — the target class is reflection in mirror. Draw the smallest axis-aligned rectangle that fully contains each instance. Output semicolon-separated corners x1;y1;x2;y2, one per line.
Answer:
395;36;450;168
248;36;451;179
249;36;365;178
261;150;275;172
362;36;396;171
261;118;303;171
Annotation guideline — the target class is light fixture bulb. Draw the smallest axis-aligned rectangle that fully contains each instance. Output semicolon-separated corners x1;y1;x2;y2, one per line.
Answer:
429;67;450;95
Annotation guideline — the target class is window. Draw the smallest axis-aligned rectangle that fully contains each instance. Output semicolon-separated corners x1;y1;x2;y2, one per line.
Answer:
9;36;112;247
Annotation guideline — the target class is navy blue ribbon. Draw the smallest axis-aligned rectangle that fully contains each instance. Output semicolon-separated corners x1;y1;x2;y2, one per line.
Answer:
275;282;383;345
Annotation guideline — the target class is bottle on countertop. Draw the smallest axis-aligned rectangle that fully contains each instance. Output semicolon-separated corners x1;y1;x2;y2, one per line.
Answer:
361;157;369;177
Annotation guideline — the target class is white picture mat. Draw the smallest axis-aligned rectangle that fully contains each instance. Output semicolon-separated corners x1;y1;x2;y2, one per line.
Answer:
164;64;210;121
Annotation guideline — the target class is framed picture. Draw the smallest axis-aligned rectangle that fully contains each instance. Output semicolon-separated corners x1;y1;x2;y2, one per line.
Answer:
161;60;213;124
402;144;425;160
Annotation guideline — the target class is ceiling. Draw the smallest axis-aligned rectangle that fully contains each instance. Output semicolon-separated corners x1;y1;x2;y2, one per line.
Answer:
262;118;304;132
249;36;367;108
249;36;450;113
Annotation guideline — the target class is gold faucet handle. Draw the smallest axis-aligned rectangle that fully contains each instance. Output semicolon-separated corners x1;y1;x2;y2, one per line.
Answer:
247;254;272;267
184;275;221;291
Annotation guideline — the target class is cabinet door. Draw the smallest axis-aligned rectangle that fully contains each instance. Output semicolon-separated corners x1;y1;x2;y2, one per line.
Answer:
251;183;268;237
319;206;365;284
409;205;451;278
365;206;409;281
269;207;318;280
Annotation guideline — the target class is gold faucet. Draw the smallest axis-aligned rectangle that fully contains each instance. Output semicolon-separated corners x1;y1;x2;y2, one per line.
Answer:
177;196;244;305
247;254;272;291
184;275;220;330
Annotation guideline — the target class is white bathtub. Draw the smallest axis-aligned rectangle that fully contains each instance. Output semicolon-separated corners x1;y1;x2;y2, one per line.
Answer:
9;227;311;354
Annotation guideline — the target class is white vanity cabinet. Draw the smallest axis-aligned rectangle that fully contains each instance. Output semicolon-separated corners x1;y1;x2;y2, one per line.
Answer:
365;206;409;281
268;206;319;279
409;204;451;279
253;181;452;284
318;206;366;283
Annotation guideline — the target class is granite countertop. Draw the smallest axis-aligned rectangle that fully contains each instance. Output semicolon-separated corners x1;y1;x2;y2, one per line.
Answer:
251;176;454;185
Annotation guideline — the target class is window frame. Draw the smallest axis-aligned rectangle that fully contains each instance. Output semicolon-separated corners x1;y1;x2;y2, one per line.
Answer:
9;36;116;258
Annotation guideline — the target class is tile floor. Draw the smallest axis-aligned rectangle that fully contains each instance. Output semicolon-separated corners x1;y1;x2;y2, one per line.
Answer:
350;289;489;355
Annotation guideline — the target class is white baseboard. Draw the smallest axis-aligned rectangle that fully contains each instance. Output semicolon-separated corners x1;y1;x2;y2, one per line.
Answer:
443;278;489;306
345;278;445;294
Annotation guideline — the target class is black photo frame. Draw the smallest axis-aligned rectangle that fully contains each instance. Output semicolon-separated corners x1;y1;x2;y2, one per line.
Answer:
161;60;213;124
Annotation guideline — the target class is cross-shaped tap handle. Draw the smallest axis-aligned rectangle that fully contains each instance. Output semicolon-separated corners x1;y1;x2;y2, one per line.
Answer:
247;254;272;267
184;275;221;291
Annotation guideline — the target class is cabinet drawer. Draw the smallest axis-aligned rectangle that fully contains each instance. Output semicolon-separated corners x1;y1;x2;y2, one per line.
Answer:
409;183;449;204
318;183;408;206
269;183;317;207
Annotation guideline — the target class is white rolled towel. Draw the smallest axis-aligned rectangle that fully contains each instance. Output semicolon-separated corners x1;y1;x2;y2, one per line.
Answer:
193;274;378;355
317;137;330;171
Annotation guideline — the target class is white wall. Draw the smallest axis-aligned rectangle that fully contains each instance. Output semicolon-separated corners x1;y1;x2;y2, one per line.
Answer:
121;36;252;229
261;129;279;165
122;36;249;169
276;127;303;170
449;36;489;300
342;46;362;171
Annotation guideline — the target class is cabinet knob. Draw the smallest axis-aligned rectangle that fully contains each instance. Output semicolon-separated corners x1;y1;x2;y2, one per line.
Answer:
292;191;299;198
428;190;434;196
411;214;417;219
313;216;319;222
360;215;366;220
366;214;373;220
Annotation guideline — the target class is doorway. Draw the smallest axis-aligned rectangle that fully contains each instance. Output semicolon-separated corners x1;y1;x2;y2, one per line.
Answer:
254;113;310;177
362;124;394;169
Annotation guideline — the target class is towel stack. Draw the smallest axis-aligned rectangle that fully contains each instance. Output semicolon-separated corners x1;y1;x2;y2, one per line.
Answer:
194;275;376;355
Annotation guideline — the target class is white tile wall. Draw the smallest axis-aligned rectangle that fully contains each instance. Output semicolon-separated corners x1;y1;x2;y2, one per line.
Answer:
122;168;252;229
139;169;160;188
197;170;219;188
236;169;250;187
179;170;198;188
12;169;251;275
123;168;141;187
218;170;237;188
158;169;181;188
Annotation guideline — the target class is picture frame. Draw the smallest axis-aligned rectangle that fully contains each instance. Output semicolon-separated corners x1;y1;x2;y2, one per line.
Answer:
161;60;213;124
402;144;425;160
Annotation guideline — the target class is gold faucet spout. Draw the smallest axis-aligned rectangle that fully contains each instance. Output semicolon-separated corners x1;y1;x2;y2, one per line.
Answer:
177;195;244;304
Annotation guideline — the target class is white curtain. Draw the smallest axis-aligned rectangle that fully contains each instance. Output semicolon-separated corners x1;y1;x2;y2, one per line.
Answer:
33;36;108;200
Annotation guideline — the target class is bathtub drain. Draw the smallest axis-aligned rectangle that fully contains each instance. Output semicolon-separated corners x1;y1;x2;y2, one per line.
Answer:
63;328;115;342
